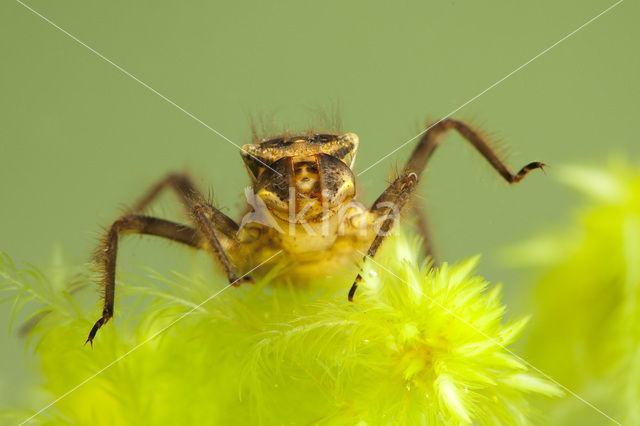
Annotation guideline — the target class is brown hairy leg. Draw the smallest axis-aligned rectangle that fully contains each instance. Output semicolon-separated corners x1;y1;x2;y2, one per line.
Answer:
348;172;418;301
403;118;546;182
131;172;239;239
349;118;545;301
87;173;250;345
87;215;201;345
403;118;546;264
127;172;244;282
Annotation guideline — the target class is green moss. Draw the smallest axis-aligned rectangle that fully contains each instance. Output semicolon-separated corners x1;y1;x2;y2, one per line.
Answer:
2;231;560;425
512;160;640;424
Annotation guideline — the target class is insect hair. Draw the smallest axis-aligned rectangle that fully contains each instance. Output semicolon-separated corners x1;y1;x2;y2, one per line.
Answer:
416;115;512;181
246;102;343;143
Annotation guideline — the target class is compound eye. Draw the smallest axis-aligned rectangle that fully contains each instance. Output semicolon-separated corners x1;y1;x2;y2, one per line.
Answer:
317;154;356;208
255;157;292;212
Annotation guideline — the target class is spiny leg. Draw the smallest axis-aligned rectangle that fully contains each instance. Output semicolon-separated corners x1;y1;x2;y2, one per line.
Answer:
348;172;418;301
402;118;546;263
131;172;199;212
349;119;546;301
127;172;247;283
87;215;201;345
403;118;546;182
130;172;239;240
88;174;252;344
191;202;252;286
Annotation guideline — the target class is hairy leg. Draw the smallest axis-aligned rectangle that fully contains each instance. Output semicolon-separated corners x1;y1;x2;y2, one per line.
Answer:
402;118;545;263
88;173;250;345
87;215;201;345
348;172;418;301
403;118;545;182
349;118;545;301
131;172;239;240
128;172;247;280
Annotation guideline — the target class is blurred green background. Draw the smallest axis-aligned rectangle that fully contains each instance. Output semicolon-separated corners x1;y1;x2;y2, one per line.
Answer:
1;0;637;420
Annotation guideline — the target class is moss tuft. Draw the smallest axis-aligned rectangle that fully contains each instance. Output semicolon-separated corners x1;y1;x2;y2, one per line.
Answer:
2;231;560;425
512;160;640;424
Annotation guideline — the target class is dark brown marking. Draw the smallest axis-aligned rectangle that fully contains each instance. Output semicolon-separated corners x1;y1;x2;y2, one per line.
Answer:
348;274;363;302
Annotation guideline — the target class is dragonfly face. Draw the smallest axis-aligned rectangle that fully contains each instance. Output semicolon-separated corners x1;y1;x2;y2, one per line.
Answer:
242;133;359;223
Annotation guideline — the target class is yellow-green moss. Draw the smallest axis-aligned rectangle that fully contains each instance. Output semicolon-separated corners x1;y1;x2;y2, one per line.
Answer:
512;160;640;424
2;230;560;425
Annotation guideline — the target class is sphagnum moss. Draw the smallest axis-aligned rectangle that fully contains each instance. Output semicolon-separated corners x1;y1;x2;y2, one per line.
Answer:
2;230;560;425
